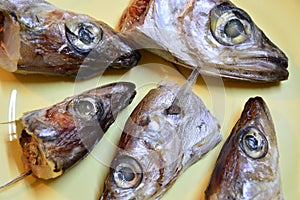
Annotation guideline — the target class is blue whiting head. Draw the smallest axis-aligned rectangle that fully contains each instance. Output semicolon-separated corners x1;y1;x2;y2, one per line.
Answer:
119;0;288;82
100;80;221;199
205;97;283;199
0;82;136;189
0;0;140;78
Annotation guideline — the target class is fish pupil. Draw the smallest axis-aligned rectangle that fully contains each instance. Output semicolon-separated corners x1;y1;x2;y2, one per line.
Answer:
245;135;258;151
77;100;96;116
224;19;244;38
78;27;95;45
118;167;135;182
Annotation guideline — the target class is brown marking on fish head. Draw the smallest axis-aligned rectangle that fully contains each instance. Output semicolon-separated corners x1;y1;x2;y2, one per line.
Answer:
0;11;5;32
19;82;136;179
118;0;151;31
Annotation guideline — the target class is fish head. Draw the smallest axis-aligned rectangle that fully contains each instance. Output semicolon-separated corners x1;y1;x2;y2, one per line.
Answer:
232;97;279;180
101;85;183;199
64;20;141;78
100;150;168;200
4;2;140;77
100;120;181;200
191;1;288;82
101;83;221;199
205;97;281;199
18;82;136;179
121;0;288;82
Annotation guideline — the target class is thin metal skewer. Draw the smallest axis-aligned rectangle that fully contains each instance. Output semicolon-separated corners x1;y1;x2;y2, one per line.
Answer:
0;171;32;190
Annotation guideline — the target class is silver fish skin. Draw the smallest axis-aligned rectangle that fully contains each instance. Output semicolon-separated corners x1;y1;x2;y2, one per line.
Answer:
100;81;221;199
205;97;283;199
17;82;136;179
119;0;288;83
0;0;140;78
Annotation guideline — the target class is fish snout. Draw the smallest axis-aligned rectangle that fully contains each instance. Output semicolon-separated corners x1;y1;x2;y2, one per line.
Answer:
110;49;141;68
244;30;289;82
259;31;288;69
239;96;273;127
109;82;137;115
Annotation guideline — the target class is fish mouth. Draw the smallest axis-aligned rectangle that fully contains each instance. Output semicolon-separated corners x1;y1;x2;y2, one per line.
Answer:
108;82;137;119
212;54;289;83
116;82;137;105
247;55;288;69
110;50;141;69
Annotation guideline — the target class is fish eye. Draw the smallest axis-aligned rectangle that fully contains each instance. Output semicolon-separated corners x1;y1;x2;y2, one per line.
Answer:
65;20;103;54
68;95;104;120
239;127;268;159
112;156;143;189
210;3;252;46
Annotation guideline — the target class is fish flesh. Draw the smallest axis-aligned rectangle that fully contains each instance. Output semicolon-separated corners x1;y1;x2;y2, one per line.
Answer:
119;0;288;82
14;82;136;180
100;78;221;199
205;97;283;199
0;0;140;78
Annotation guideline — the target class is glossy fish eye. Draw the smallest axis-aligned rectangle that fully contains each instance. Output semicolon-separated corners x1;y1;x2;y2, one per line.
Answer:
239;127;268;159
65;20;103;54
113;156;143;189
68;95;103;120
224;19;245;38
210;3;252;46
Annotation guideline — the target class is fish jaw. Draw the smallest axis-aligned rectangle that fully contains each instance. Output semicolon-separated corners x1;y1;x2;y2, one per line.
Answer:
0;1;140;78
77;30;141;79
205;97;282;199
201;24;289;83
101;82;221;199
119;0;288;82
18;82;136;179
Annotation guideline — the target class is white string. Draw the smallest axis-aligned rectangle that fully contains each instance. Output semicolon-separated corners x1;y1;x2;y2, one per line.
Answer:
8;89;17;141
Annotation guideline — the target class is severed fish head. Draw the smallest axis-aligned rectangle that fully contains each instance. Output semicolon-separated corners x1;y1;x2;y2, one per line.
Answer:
205;97;283;199
0;1;140;78
17;82;136;179
100;82;221;199
119;0;288;82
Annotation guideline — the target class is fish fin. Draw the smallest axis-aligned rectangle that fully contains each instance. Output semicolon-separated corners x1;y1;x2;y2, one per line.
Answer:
179;68;199;94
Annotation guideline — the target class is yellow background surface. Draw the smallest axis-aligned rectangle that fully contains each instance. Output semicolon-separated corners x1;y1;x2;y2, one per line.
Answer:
0;0;299;199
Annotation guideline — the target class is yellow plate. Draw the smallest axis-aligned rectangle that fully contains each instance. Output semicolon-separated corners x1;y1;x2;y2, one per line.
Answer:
0;0;299;199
